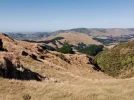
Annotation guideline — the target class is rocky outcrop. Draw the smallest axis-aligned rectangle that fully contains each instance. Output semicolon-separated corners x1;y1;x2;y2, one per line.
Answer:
21;51;29;56
29;54;37;60
40;55;45;59
0;39;5;51
66;54;91;64
0;39;3;50
0;54;46;81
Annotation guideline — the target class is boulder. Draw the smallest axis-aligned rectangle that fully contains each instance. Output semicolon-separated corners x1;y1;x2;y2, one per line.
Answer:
29;54;37;60
21;51;29;56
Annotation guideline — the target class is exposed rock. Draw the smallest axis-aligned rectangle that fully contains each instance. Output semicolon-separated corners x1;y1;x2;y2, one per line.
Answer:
40;56;45;60
0;39;5;51
36;46;44;53
29;54;37;60
21;51;29;56
0;56;46;81
0;39;3;50
67;54;90;64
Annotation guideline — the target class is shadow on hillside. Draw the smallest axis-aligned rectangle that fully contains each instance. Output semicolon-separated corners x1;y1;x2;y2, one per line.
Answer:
88;57;102;71
23;37;65;50
0;58;46;81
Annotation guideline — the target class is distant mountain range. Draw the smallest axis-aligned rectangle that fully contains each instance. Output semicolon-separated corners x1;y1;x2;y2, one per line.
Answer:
6;28;92;41
6;32;52;41
6;28;134;46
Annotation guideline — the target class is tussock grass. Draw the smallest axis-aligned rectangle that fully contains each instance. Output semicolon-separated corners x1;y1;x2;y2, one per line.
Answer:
0;78;134;100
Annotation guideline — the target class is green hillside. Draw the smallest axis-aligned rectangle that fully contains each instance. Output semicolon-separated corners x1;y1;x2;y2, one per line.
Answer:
95;40;134;78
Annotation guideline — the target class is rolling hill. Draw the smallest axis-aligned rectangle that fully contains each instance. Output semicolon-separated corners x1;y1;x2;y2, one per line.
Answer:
6;28;134;48
0;33;112;100
6;28;134;40
1;33;134;100
41;31;101;49
95;40;134;78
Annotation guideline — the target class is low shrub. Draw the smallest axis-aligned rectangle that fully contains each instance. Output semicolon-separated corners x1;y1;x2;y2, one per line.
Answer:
22;94;31;100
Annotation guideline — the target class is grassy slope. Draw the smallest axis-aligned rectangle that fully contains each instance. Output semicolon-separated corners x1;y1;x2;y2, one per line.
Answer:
0;51;133;100
0;77;134;100
42;32;101;48
95;40;134;78
1;34;134;100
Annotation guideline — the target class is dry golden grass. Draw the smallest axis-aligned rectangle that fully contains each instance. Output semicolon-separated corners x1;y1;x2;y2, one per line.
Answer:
0;52;133;100
0;33;133;100
0;76;134;100
42;32;101;48
91;28;131;37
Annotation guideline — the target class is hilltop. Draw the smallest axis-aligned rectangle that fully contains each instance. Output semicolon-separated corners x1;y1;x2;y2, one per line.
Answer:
41;31;101;49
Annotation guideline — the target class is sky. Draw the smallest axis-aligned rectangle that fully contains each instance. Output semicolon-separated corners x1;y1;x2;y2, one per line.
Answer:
0;0;134;32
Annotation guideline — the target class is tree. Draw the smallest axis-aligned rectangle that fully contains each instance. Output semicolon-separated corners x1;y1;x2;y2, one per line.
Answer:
78;44;104;56
56;45;74;54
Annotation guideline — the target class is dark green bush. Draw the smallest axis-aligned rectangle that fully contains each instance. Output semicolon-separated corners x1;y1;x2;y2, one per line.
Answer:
75;42;87;50
56;45;74;54
78;44;104;56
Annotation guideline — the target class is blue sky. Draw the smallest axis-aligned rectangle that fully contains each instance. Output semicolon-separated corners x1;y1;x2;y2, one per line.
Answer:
0;0;134;32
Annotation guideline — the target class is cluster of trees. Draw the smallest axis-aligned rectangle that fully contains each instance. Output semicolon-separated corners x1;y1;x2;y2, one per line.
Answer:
56;44;74;54
77;44;104;56
56;43;104;56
